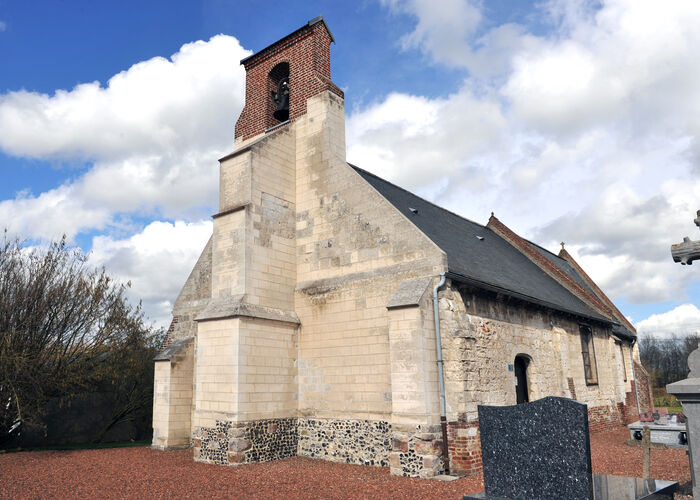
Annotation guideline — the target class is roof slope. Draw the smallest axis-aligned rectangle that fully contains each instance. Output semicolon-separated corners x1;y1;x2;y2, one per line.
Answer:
351;164;612;324
529;243;597;297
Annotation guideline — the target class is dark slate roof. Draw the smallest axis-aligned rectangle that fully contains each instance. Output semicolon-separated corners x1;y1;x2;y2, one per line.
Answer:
351;164;611;324
528;242;598;297
612;324;636;340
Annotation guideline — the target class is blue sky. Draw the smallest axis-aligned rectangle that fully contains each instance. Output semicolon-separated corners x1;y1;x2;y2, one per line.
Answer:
1;0;699;336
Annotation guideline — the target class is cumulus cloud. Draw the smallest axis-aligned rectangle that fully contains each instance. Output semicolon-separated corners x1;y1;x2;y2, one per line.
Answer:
353;0;700;305
0;34;247;322
636;304;700;338
0;35;249;238
89;220;212;328
0;35;247;160
381;0;482;68
0;184;112;241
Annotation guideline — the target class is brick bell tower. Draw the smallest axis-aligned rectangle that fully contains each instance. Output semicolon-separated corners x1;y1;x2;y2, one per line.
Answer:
234;16;343;143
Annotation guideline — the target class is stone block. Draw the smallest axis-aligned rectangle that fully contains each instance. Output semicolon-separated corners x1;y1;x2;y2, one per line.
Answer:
392;435;409;452
390;467;404;476
414;439;441;456
389;452;402;468
229;438;252;452
230;427;246;438
422;455;441;471
228;452;245;463
416;432;438;441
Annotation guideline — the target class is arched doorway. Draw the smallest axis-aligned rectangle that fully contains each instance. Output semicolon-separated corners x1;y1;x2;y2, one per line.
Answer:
514;355;530;404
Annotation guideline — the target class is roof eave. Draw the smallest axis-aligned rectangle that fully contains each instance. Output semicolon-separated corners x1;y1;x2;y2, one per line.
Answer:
445;270;614;326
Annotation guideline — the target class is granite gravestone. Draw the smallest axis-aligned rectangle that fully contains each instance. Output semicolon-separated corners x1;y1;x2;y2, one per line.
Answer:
464;396;678;500
472;396;592;499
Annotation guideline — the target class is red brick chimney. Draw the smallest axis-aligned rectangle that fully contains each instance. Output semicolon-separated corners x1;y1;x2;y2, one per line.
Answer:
234;16;344;142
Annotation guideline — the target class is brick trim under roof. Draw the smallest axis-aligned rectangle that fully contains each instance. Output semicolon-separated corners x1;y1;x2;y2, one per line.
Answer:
558;248;637;335
486;214;616;323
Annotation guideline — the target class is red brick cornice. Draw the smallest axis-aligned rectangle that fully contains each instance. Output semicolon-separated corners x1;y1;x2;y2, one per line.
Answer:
486;215;615;321
558;248;637;334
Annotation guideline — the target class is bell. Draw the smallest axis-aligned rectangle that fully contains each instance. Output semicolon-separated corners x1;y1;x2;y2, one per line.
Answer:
273;78;289;122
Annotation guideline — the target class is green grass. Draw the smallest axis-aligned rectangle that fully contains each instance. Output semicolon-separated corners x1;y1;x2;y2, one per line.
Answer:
657;405;683;414
0;440;151;453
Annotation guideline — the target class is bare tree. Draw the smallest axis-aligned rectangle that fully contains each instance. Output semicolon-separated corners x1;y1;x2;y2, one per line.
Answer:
0;234;160;446
639;333;699;387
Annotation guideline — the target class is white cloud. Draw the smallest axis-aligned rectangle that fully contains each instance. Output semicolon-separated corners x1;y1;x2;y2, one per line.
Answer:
0;35;247;160
353;0;700;306
382;0;482;68
89;219;212;328
0;35;247;324
636;304;700;338
0;184;112;240
0;35;249;239
0;21;6;32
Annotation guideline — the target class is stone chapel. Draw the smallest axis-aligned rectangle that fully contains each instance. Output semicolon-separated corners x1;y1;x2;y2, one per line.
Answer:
152;17;652;478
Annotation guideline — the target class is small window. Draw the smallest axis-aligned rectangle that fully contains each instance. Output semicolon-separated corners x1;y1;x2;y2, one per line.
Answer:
619;343;627;381
579;325;598;385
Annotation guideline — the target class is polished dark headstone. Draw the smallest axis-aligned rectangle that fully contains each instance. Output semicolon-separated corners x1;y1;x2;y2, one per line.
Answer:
472;396;593;499
466;474;678;499
463;396;679;500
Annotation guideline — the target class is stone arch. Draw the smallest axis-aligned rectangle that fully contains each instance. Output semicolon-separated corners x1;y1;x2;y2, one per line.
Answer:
267;62;290;126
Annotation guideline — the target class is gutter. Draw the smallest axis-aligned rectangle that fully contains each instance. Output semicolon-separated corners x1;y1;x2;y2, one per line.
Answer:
433;272;450;475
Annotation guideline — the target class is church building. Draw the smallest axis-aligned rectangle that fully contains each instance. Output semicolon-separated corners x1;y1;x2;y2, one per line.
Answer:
152;17;651;478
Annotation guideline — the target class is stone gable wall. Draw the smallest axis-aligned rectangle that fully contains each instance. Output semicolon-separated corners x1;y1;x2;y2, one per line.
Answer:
293;91;447;421
165;238;212;346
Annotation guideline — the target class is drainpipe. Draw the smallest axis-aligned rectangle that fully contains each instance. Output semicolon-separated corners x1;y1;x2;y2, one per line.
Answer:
630;338;642;416
433;272;450;475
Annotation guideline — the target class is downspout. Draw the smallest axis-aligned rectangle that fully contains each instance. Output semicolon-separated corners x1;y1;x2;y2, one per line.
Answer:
630;338;642;416
433;272;450;475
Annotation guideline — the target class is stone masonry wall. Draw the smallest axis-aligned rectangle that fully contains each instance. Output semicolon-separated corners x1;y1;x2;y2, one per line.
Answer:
390;424;445;477
193;418;298;465
165;238;212;346
438;281;634;475
193;417;393;468
293;91;446;424
298;418;391;466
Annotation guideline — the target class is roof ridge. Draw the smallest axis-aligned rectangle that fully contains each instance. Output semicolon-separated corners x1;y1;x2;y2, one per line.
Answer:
487;214;616;321
558;248;637;335
526;238;565;261
347;163;489;229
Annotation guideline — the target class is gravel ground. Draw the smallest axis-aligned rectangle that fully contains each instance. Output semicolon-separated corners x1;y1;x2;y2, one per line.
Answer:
0;428;691;499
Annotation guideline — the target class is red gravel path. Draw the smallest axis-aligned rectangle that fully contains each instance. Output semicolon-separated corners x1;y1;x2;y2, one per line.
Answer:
0;429;690;499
